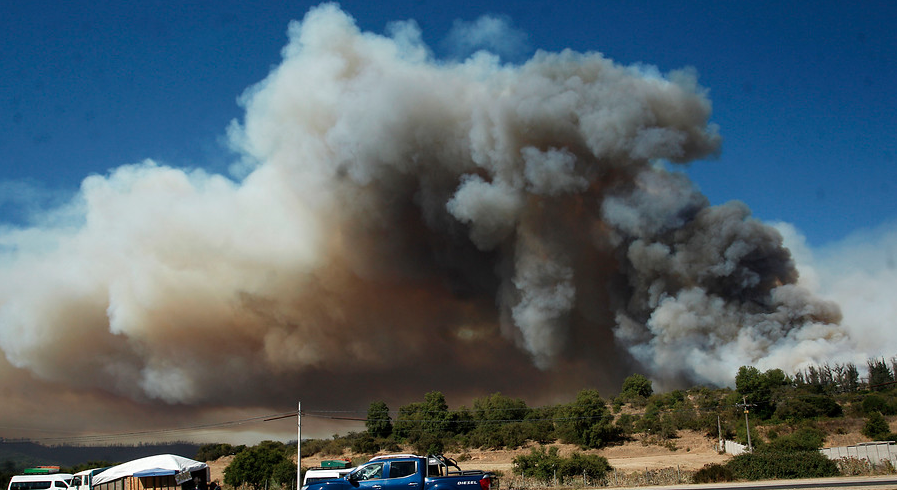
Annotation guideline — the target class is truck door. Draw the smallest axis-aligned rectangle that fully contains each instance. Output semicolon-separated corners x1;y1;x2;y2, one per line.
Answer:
347;461;419;490
347;462;385;490
382;461;418;490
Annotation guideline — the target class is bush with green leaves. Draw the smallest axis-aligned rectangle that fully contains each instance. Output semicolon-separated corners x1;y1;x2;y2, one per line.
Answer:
615;413;638;436
394;391;460;451
735;366;790;420
524;407;558;444
635;407;678;440
555;389;623;449
862;411;894;440
692;463;734;483
197;444;245;462
512;446;610;482
618;374;653;406
309;437;349;456
464;393;536;449
557;452;612;481
472;393;529;425
862;394;897;416
224;441;294;490
725;450;839;480
762;426;826;452
468;422;533;449
733;420;762;449
513;446;560;481
774;393;843;421
366;401;393;438
350;433;380;455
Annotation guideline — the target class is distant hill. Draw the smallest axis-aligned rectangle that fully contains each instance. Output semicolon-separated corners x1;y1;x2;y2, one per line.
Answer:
0;441;202;468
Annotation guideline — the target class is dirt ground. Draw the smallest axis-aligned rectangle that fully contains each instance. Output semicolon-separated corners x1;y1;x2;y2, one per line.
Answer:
205;431;732;483
443;431;732;473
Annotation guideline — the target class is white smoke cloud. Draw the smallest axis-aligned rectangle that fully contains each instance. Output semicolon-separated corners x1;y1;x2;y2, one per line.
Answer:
777;220;897;365
0;4;864;439
442;15;529;61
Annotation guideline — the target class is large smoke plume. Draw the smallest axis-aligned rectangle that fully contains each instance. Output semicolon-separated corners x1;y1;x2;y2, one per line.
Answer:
0;4;857;439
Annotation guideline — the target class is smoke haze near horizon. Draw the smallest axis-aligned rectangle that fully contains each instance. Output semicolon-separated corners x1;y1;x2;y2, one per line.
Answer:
0;4;883;443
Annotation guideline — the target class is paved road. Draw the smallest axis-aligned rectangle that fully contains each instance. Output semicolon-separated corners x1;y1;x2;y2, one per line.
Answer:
634;475;897;490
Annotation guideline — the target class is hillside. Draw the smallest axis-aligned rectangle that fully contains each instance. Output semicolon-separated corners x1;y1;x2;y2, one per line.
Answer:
205;416;897;485
0;441;202;468
447;431;731;473
203;431;751;482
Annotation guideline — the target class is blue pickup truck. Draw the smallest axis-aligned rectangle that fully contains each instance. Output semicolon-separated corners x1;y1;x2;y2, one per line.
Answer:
301;454;496;490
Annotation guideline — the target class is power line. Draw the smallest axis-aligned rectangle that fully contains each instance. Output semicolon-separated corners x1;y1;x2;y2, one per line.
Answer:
7;410;301;445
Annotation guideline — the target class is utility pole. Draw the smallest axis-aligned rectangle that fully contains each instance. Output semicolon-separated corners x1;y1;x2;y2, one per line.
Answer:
297;401;302;490
262;404;303;490
736;397;755;452
717;415;723;452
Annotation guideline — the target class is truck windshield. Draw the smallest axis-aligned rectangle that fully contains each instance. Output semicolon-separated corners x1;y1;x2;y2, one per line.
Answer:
352;463;384;481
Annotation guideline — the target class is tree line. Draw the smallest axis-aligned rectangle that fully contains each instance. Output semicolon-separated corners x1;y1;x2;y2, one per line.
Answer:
211;356;897;488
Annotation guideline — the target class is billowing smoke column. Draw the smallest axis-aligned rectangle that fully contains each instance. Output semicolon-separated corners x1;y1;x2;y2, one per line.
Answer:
0;4;851;418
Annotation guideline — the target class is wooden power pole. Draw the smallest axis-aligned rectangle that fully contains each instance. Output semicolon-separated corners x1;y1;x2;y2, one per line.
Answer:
736;396;755;452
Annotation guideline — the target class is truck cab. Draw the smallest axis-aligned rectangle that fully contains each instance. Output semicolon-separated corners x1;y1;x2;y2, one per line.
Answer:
344;457;420;490
302;455;493;490
70;467;110;490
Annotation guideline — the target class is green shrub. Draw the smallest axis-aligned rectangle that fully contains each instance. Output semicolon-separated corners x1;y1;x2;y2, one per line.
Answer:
224;441;294;489
300;439;328;457
197;444;244;461
761;426;825;452
693;464;734;483
468;421;537;449
775;394;843;420
555;389;622;449
412;432;445;455
862;394;897;416
366;401;393;438
862;411;891;440
513;446;611;482
620;374;654;401
350;434;380;454
557;452;612;480
726;451;839;480
513;446;562;481
615;413;638;435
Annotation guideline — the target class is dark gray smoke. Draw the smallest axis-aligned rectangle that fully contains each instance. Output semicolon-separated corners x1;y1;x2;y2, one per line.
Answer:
0;4;852;440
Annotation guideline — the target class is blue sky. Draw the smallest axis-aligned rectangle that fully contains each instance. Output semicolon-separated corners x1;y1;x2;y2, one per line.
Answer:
3;0;896;246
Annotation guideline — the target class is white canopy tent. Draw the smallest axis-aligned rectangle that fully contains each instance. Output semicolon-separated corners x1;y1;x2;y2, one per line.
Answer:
92;454;208;486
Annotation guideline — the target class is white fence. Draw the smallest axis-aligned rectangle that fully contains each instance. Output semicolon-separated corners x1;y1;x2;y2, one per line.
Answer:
722;439;748;455
720;439;896;466
820;441;897;466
